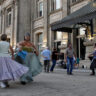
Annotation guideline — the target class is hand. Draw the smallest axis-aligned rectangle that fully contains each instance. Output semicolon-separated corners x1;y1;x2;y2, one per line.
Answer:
12;56;14;60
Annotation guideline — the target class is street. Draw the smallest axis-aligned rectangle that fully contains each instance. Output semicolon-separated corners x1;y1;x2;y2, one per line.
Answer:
0;69;96;96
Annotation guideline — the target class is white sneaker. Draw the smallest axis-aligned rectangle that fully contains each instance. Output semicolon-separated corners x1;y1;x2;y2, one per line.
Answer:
0;82;6;88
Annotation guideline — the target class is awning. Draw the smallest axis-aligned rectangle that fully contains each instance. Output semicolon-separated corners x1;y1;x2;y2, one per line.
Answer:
51;1;96;32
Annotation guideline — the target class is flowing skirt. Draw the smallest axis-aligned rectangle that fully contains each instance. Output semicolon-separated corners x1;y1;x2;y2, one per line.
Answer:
15;53;42;83
0;57;29;81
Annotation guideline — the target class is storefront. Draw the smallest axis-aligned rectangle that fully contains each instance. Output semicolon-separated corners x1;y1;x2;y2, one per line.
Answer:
54;31;68;52
51;1;96;67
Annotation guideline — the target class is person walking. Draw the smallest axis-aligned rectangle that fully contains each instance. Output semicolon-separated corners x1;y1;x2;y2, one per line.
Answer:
50;48;58;72
88;43;96;75
41;47;51;73
0;34;28;88
65;43;76;75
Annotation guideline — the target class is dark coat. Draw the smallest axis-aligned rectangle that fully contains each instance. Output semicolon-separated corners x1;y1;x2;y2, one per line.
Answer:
90;58;96;70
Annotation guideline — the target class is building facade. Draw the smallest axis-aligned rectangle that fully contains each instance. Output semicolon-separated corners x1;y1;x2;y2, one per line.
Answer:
0;0;95;67
0;0;32;47
32;0;68;54
69;0;95;67
0;0;69;53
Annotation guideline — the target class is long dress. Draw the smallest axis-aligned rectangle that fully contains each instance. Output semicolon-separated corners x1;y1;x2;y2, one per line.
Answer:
15;46;42;83
0;41;28;81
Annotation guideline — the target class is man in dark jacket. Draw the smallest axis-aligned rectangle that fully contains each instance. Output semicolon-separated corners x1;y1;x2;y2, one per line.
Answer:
50;48;58;72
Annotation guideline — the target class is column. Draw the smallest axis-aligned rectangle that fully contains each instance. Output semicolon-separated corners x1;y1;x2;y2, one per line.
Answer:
43;0;48;47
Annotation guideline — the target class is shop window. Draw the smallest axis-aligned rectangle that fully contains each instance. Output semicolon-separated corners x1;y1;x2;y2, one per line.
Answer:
6;7;12;27
54;31;68;45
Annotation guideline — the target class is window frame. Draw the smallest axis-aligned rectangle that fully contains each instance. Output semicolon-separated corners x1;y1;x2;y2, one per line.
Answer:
38;0;44;17
51;0;62;12
6;7;12;27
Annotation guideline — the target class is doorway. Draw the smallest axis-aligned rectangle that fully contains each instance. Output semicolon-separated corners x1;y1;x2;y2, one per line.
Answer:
78;37;86;60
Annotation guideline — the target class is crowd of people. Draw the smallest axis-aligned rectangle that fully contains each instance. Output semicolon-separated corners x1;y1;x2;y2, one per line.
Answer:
0;33;96;89
41;42;96;76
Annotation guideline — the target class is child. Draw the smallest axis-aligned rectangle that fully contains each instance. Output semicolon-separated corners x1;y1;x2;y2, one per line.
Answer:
0;34;28;88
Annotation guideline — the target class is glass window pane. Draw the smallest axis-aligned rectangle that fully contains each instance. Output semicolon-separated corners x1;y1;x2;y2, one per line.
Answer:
56;0;61;9
39;2;43;17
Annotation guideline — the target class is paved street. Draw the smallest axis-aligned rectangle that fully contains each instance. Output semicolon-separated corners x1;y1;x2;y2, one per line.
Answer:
0;69;96;96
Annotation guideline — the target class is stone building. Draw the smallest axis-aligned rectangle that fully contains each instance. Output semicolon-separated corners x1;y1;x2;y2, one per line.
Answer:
52;0;96;68
0;0;69;53
70;0;95;67
1;0;95;68
0;0;31;47
31;0;68;54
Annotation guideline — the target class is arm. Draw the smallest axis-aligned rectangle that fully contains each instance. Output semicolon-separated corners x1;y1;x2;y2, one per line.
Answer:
73;52;76;59
31;43;39;56
88;53;93;58
10;45;14;60
18;41;25;46
64;53;67;63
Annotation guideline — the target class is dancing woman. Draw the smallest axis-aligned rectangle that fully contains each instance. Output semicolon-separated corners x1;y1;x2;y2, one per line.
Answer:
15;33;42;85
0;34;28;88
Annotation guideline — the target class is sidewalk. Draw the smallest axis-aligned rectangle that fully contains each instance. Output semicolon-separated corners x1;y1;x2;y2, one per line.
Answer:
55;68;91;73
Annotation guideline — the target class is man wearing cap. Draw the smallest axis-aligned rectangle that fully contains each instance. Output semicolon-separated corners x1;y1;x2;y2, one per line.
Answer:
41;47;51;73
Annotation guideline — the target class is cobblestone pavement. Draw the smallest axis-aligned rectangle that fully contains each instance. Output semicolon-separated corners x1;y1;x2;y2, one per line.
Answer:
0;69;96;96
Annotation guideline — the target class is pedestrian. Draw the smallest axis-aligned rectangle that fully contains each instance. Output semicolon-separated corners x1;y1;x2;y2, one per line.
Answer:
41;47;51;73
15;33;42;85
50;48;58;72
88;43;96;75
64;43;76;75
0;34;28;88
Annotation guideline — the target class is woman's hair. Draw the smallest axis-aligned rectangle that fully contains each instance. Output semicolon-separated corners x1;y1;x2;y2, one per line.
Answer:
24;33;30;40
1;34;7;41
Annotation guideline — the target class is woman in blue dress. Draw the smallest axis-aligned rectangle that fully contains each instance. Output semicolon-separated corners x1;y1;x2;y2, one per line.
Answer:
15;33;42;85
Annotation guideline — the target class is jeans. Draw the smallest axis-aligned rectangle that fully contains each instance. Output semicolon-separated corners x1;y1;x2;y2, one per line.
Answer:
67;57;74;74
50;60;56;71
44;60;50;72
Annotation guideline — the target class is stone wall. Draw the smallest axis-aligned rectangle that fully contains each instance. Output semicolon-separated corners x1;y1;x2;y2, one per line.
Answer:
17;0;31;42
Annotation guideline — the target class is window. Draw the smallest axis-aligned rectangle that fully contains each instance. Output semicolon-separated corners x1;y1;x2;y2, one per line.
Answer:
38;2;43;17
56;0;61;9
51;0;61;11
71;0;81;4
6;7;12;27
72;0;76;3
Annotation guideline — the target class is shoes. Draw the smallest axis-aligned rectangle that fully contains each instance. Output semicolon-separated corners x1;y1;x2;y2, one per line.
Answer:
5;82;10;88
90;73;95;76
70;73;73;75
21;81;27;85
0;82;7;88
67;72;73;75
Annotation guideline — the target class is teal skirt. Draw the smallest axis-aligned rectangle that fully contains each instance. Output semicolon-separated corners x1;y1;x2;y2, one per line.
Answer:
15;53;42;83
